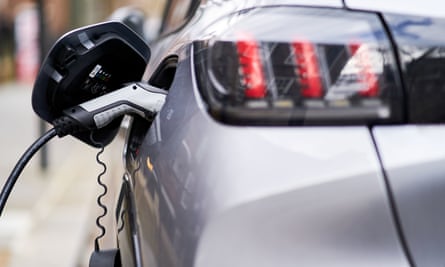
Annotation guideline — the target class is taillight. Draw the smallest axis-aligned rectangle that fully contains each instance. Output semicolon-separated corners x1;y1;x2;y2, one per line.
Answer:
293;41;324;98
384;13;445;123
236;34;267;99
194;7;403;125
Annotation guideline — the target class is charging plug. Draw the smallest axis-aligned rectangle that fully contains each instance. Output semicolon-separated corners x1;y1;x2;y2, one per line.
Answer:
53;82;167;137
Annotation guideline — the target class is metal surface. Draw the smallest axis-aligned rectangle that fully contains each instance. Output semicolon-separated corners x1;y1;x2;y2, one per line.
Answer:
345;0;445;17
144;0;345;77
37;0;49;170
122;53;410;266
118;1;445;266
373;126;445;267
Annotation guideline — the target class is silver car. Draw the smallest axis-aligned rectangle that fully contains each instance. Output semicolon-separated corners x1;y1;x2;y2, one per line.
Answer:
30;0;445;266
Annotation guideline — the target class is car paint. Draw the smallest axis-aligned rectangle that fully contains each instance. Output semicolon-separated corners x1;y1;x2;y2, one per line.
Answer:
144;0;344;77
124;53;409;267
345;0;445;17
117;1;445;266
371;11;445;267
373;126;445;267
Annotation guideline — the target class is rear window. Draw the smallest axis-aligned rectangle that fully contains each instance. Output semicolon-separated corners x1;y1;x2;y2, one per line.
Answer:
160;0;196;34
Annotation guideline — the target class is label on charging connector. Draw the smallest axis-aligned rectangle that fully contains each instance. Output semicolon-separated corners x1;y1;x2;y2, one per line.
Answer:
84;64;112;95
89;64;102;78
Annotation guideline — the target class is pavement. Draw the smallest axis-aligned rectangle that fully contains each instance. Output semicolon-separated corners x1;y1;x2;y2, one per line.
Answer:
0;82;124;267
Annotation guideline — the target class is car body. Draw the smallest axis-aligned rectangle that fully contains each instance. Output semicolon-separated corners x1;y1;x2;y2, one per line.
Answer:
114;1;445;267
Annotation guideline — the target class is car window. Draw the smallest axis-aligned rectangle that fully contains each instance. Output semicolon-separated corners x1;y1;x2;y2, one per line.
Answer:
160;0;195;34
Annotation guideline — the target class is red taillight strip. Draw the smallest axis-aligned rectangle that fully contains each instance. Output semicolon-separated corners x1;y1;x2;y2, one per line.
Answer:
236;37;267;99
349;44;379;97
292;41;323;98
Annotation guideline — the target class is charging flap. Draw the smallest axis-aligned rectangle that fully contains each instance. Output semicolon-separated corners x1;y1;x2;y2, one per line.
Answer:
32;21;150;146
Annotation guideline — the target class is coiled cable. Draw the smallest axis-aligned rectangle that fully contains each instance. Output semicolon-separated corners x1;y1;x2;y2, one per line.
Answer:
89;132;109;251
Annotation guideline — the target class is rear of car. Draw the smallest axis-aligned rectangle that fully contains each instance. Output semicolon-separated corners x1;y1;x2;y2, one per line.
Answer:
119;1;445;266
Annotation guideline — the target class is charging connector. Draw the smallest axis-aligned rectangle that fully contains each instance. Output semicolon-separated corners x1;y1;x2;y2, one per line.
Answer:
54;82;167;137
0;82;167;217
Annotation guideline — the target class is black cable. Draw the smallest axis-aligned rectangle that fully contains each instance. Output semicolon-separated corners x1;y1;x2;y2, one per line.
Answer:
0;128;58;217
89;132;108;251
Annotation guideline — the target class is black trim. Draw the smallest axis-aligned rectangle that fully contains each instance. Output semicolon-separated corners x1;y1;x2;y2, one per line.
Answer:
149;55;179;90
377;13;409;123
369;128;416;267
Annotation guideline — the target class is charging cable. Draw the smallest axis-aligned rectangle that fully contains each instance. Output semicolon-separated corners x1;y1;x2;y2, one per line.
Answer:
0;128;57;216
0;82;166;217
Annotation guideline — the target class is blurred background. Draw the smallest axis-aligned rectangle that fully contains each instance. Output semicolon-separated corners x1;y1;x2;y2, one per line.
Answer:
0;0;165;84
0;0;165;266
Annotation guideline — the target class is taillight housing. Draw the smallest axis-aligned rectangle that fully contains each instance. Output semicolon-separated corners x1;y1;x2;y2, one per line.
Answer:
194;7;403;125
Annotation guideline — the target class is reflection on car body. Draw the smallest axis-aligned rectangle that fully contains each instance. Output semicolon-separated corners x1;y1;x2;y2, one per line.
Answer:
60;0;445;267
